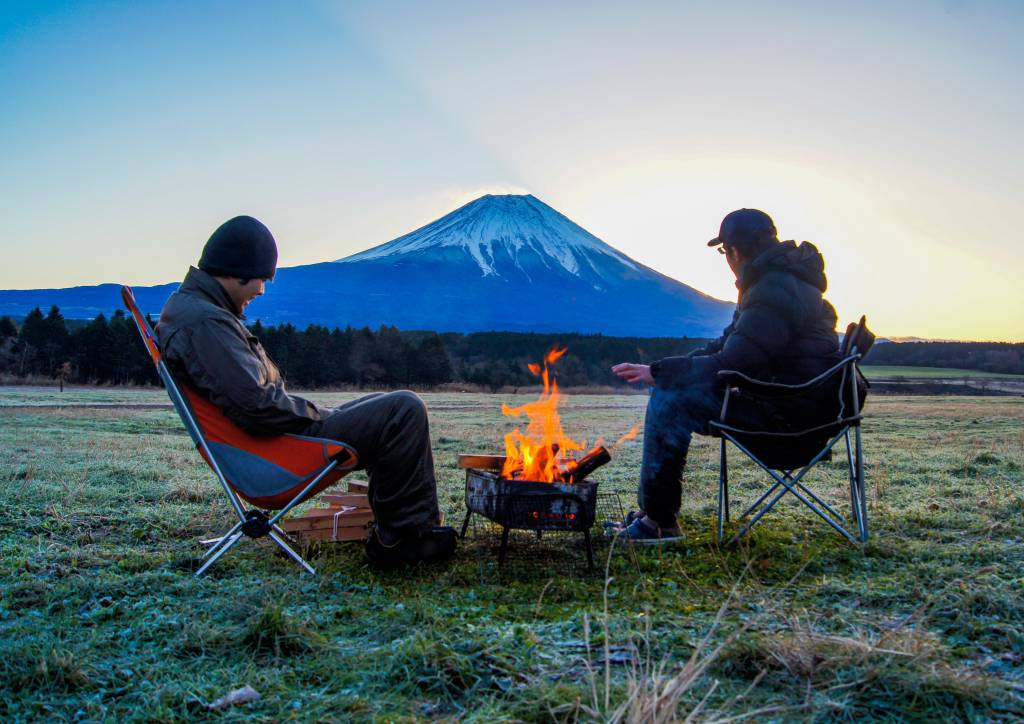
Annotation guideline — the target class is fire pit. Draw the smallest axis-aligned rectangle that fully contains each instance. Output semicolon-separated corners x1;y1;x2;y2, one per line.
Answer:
458;347;637;571
458;454;606;569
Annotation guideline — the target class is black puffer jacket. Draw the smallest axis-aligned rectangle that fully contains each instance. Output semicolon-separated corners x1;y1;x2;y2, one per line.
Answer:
652;240;841;391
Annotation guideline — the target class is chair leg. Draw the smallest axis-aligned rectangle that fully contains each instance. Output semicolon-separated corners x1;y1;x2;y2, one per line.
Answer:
200;520;245;559
717;438;729;542
498;526;510;566
582;529;594;571
845;428;858;518
268;529;316;575
195;531;244;577
730;476;791;544
459;509;473;539
855;426;868;542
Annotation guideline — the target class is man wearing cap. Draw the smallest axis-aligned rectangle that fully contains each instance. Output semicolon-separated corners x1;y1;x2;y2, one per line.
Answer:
611;209;842;542
157;216;457;568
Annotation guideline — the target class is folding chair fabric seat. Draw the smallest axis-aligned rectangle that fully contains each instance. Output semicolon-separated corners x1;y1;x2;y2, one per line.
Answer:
180;385;354;509
120;285;359;576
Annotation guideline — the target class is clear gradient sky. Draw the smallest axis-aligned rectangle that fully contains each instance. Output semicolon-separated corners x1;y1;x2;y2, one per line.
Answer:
1;1;1021;341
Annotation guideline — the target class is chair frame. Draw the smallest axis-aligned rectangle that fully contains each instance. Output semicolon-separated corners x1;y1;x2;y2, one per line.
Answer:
121;286;356;577
712;324;871;546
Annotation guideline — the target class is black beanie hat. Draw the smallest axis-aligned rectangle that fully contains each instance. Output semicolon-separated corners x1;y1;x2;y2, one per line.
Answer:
198;216;278;280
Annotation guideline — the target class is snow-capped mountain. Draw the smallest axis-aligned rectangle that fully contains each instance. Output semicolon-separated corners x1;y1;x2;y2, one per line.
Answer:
339;194;638;288
0;194;735;337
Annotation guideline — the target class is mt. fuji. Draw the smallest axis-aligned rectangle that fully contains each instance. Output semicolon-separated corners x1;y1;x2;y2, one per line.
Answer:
340;194;639;287
0;194;734;337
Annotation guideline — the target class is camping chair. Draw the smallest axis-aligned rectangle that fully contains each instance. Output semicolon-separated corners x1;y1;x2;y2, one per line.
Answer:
121;286;359;577
711;316;875;545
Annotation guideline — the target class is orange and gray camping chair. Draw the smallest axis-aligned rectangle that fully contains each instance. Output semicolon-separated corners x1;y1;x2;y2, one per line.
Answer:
711;316;874;545
121;286;358;576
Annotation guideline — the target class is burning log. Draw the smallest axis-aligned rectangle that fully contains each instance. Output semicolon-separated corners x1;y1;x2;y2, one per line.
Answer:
553;445;611;483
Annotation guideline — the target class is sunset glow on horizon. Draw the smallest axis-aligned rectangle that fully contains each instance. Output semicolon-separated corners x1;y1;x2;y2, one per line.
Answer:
1;1;1021;341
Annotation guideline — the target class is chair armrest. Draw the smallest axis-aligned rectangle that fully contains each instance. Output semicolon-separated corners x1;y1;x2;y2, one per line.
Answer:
717;354;860;398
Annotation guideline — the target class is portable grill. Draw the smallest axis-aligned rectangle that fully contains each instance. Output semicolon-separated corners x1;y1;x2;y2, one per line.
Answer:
458;455;602;569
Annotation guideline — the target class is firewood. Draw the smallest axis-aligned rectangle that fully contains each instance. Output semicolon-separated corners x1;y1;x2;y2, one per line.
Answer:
347;479;369;494
458;454;506;470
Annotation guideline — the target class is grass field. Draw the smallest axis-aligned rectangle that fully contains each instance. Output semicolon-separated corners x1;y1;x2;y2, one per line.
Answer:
1;387;1022;721
861;365;1024;380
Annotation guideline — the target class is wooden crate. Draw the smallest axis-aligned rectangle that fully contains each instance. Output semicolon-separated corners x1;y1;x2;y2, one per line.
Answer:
283;486;374;542
319;492;369;508
294;525;370;542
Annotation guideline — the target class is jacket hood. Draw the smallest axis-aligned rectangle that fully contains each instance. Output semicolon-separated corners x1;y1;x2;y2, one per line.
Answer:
740;240;828;293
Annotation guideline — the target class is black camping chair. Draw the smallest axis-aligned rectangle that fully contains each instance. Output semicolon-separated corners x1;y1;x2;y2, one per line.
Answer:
710;317;875;545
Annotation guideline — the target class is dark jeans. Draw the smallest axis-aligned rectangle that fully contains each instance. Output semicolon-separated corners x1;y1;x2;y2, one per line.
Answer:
304;391;441;540
639;385;776;527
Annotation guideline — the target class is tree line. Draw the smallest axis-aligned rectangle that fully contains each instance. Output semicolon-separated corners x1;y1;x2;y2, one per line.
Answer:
4;305;1019;389
863;341;1023;375
0;306;708;389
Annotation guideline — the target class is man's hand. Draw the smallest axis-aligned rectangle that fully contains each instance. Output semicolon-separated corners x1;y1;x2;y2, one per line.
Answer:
612;362;654;386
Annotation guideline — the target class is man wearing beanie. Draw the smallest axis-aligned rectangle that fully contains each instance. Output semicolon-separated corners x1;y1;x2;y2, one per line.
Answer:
157;216;456;569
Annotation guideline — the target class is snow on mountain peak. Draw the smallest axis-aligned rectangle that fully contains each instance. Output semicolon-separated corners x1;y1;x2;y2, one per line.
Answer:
336;194;639;279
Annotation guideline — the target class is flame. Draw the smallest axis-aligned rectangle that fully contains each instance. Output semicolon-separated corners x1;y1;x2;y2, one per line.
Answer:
610;425;639;453
501;347;585;481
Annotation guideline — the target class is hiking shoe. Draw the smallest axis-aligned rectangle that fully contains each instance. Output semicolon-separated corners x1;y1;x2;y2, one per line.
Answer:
365;526;458;570
602;509;644;531
612;517;685;545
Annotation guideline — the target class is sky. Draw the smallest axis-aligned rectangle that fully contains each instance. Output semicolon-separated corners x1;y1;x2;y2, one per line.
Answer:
1;0;1021;341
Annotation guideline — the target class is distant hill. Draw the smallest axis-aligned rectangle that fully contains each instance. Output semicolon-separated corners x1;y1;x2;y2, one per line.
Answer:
0;194;734;338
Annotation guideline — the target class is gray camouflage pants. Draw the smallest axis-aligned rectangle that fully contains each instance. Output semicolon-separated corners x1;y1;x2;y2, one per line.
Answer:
304;390;441;540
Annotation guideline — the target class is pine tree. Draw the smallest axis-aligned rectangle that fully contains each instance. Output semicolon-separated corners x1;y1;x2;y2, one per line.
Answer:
329;327;354;385
0;316;17;375
41;305;71;376
413;333;453;386
74;314;115;382
17;307;46;376
0;316;16;341
375;325;409;386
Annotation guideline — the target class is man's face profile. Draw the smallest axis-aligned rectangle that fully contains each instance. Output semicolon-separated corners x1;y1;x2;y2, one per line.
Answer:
218;277;267;313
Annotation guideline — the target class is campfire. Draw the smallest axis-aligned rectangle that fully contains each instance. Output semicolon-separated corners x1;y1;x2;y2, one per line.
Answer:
499;346;635;483
458;348;637;568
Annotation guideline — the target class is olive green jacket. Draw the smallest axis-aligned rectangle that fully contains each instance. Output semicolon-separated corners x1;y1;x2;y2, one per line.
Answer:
156;267;326;435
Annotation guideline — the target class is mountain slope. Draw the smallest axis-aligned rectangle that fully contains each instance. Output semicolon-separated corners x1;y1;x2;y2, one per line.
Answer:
0;194;734;337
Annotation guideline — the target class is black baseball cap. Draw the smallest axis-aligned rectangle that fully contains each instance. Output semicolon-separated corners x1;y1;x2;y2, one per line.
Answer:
707;208;777;248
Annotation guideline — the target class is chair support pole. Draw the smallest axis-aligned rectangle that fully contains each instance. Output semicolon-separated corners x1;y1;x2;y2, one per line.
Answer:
717;438;728;542
195;531;245;577
740;480;784;520
267;459;339;528
855;425;868;541
268;530;316;575
160;362;248;523
793;479;845;522
723;430;858;544
200;521;245;559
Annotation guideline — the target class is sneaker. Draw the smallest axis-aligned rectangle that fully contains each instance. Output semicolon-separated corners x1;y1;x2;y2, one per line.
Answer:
365;526;458;570
602;509;644;531
613;516;685;545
